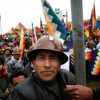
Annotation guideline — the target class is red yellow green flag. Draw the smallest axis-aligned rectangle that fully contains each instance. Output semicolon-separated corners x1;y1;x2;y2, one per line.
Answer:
19;29;25;60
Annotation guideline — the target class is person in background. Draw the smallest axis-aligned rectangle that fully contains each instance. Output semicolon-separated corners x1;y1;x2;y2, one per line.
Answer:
0;56;12;100
10;68;27;87
13;37;20;48
6;47;24;73
85;38;95;53
94;30;100;49
2;43;9;51
3;47;12;65
8;35;75;100
24;34;32;50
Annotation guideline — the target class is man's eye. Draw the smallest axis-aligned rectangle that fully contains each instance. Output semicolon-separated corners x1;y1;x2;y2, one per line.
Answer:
37;56;43;59
51;56;57;60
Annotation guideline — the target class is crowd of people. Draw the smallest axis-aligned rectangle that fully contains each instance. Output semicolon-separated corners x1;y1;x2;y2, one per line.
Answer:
0;35;32;99
0;30;100;100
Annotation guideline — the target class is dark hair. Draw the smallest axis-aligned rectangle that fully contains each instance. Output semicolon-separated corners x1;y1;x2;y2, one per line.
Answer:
0;56;5;65
10;68;27;85
4;47;12;55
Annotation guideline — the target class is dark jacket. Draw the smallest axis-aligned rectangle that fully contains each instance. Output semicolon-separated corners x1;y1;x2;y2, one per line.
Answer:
0;74;13;100
94;86;100;100
24;62;33;76
8;69;75;100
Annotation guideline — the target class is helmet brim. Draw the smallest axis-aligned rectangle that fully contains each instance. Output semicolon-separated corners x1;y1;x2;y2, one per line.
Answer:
27;49;68;65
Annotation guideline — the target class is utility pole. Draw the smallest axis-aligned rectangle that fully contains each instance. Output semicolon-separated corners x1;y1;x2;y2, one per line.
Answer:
70;0;86;85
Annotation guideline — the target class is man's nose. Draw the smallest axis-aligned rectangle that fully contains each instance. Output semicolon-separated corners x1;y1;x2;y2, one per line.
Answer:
44;59;51;68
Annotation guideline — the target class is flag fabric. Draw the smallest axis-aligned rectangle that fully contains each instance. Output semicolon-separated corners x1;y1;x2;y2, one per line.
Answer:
7;27;19;38
84;25;92;38
66;34;73;51
90;1;97;30
19;29;25;60
84;1;97;39
86;49;100;75
97;20;100;29
70;49;100;75
15;23;26;35
84;20;90;38
84;20;89;27
41;0;68;43
89;1;97;37
83;20;93;38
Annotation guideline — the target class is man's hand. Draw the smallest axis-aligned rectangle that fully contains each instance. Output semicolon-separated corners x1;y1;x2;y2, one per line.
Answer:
64;85;93;100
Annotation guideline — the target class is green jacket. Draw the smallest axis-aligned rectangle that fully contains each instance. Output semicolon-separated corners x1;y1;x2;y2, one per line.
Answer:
0;74;13;100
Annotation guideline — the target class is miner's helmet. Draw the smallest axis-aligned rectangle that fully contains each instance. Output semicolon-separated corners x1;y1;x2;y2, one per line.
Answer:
27;35;68;64
12;47;21;55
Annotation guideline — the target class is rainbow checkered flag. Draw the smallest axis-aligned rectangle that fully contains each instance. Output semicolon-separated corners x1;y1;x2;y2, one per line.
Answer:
86;49;100;75
90;1;97;31
41;0;68;43
89;0;97;38
19;29;25;60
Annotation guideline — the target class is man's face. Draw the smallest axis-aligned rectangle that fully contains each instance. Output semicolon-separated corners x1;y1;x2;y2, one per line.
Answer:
32;50;61;82
14;54;20;60
5;50;11;55
12;75;26;86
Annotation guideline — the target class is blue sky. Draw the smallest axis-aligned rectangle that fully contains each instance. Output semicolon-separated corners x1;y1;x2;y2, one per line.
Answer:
0;0;100;34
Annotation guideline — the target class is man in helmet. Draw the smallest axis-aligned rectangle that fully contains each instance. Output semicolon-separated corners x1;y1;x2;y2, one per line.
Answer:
85;39;95;53
8;35;75;100
6;47;24;73
3;47;12;64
